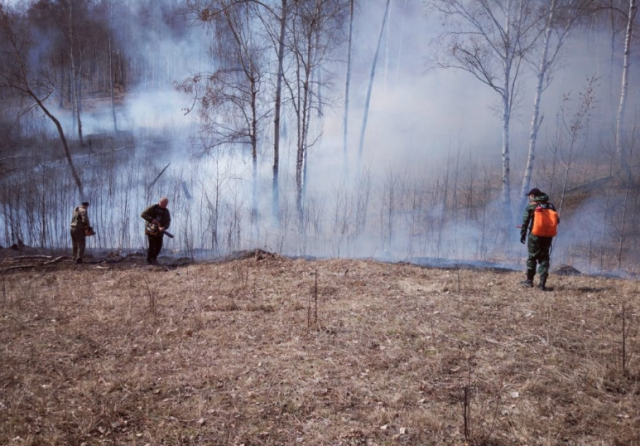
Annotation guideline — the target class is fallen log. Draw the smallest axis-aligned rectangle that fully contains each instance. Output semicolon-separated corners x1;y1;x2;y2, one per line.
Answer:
1;264;39;272
10;255;54;261
43;256;65;265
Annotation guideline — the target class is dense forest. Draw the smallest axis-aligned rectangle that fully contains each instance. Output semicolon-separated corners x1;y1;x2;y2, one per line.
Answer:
0;0;639;275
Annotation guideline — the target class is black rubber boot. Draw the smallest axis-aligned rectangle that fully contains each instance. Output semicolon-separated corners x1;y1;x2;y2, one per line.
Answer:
520;270;535;288
538;274;548;291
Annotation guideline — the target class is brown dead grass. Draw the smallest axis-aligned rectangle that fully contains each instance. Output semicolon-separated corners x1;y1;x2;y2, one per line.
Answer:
1;254;640;445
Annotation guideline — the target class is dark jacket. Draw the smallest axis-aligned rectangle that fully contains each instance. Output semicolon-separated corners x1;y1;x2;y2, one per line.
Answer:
141;204;171;231
521;193;558;239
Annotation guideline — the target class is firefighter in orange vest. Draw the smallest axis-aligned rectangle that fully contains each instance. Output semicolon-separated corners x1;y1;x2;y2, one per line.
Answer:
520;188;558;290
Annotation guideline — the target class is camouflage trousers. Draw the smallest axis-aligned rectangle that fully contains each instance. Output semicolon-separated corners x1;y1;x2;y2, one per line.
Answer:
526;235;553;277
70;226;86;261
146;234;164;263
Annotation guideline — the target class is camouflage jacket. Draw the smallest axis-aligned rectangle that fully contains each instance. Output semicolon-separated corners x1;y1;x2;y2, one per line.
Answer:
521;193;558;239
70;206;90;229
141;204;171;231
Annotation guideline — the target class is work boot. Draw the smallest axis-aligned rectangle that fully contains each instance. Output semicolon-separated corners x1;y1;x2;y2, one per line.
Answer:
520;270;534;288
538;275;548;291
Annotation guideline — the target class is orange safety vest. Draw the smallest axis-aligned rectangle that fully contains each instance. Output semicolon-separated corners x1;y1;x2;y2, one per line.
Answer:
531;206;559;237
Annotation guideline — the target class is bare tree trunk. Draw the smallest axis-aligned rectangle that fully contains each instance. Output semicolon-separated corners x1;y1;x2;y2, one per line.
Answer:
501;92;512;223
272;0;288;225
342;0;354;176
615;0;637;173
355;167;370;233
608;1;621;114
38;97;84;198
383;0;393;90
519;0;556;212
292;0;323;226
251;77;259;231
108;1;118;133
599;158;614;270
381;169;398;254
295;30;313;223
0;14;84;198
357;0;391;169
315;26;323;119
395;0;408;83
76;52;84;143
58;50;65;108
617;167;631;271
437;155;451;257
68;0;84;145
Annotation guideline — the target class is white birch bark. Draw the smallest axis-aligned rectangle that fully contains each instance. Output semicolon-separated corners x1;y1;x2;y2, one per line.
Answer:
519;0;556;210
615;0;637;171
500;0;515;221
428;0;543;222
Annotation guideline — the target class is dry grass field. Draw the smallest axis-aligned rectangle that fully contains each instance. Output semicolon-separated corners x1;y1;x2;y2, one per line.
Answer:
1;249;639;445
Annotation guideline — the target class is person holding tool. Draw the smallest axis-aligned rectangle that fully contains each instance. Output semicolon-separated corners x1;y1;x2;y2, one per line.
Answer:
141;197;173;265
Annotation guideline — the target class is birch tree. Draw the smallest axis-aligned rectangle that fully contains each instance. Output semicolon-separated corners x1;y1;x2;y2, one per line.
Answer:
185;0;292;225
181;0;269;229
427;0;545;221
270;0;288;224
518;0;592;211
614;0;637;174
598;0;629;111
284;0;348;221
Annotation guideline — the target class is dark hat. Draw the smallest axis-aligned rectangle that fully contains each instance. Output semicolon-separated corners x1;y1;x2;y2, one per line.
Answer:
526;188;542;196
81;201;90;206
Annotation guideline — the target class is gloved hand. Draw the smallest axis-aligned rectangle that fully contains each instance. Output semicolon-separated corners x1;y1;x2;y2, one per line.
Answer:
520;235;526;244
